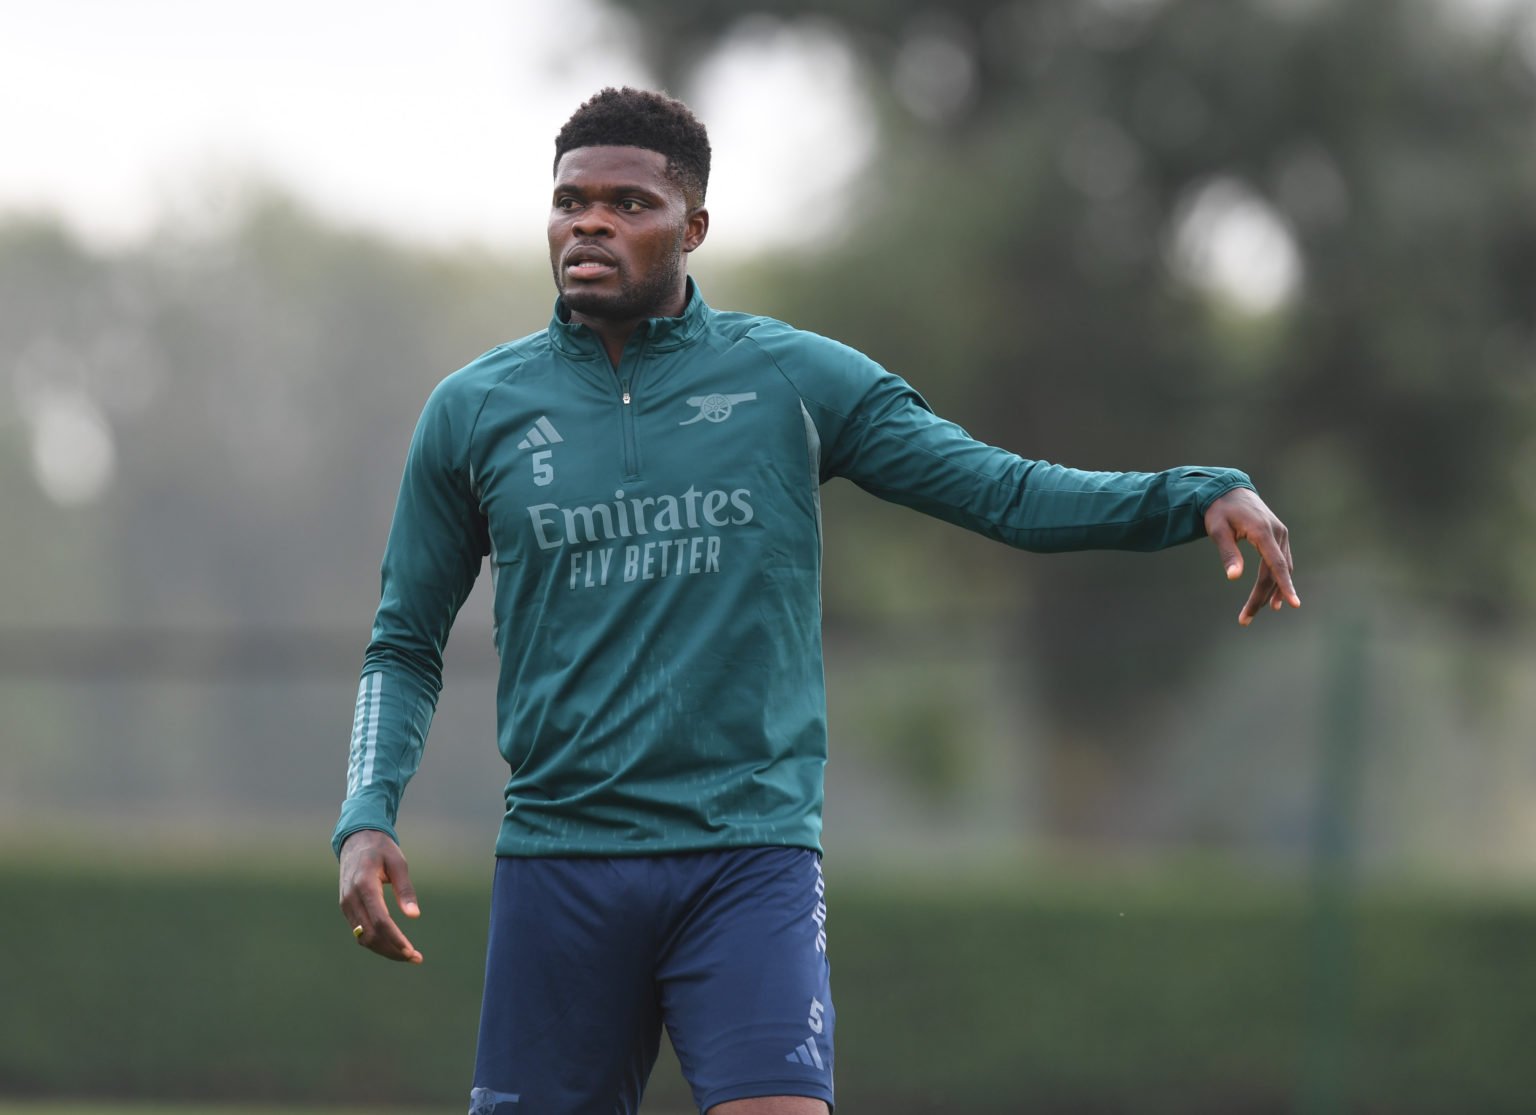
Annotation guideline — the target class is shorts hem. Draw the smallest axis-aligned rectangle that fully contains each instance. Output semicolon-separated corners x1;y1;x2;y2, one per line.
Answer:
696;1079;834;1111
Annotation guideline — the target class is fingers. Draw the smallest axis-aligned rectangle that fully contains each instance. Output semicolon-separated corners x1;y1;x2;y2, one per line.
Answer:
338;832;424;964
1205;489;1299;625
1248;523;1300;611
1238;566;1277;627
1236;553;1296;627
391;857;421;921
356;889;423;964
1206;518;1245;582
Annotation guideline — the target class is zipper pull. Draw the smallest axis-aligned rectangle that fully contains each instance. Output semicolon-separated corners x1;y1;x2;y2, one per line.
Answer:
621;381;632;405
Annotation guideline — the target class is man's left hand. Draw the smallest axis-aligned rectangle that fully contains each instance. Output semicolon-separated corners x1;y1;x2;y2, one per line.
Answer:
1204;488;1299;626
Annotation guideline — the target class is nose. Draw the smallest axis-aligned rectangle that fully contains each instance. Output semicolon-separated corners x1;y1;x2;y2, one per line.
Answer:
572;206;614;237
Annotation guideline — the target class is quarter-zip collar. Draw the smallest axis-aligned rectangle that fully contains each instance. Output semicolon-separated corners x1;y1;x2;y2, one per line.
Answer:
548;277;711;359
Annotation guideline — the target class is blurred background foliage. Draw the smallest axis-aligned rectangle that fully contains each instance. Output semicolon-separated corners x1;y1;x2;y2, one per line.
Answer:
3;0;1536;1106
3;0;1532;870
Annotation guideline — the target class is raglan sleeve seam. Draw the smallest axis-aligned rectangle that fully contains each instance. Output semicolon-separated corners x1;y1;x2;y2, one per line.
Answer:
744;332;862;480
464;353;527;499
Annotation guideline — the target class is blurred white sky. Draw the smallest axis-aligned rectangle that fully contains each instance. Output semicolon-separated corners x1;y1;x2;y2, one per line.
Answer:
4;0;1527;286
5;0;1532;509
0;0;874;256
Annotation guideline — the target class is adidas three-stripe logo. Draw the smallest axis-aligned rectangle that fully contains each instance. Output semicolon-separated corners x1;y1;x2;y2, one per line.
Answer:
517;416;563;450
468;1086;521;1112
785;1038;824;1069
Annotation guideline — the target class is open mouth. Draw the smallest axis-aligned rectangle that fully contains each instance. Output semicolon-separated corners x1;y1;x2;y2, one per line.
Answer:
566;259;617;280
565;246;618;280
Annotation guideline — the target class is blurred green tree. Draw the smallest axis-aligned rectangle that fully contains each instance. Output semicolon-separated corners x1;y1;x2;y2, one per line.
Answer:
3;0;1534;843
606;0;1536;827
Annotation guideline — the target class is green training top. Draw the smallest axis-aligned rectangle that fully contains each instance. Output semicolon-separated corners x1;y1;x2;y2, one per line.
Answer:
332;281;1252;858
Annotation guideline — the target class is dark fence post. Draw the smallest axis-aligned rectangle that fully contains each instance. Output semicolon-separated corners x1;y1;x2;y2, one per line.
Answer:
1298;614;1368;1115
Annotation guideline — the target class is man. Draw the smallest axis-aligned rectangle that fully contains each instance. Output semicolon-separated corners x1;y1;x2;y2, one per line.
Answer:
335;87;1298;1115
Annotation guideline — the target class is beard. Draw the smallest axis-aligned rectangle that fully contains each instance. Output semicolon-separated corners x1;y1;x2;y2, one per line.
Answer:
553;232;686;322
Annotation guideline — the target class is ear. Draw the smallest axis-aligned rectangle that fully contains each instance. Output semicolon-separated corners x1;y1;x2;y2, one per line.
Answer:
683;207;709;253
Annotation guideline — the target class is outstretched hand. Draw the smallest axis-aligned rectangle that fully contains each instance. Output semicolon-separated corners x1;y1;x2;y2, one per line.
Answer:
338;829;424;964
1204;487;1299;626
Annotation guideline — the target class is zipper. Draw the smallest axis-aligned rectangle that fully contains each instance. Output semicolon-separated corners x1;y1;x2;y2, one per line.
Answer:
616;333;649;480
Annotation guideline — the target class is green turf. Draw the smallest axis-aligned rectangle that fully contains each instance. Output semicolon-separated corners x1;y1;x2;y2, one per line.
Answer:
0;1107;690;1115
0;1107;443;1115
0;1108;433;1115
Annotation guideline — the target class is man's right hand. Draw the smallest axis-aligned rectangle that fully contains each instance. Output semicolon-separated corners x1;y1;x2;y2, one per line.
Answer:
338;829;424;964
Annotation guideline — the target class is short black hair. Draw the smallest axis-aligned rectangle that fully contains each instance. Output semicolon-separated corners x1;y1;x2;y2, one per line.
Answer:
554;87;711;208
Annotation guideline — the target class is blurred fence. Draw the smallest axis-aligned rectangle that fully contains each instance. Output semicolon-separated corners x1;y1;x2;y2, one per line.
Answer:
4;574;1535;874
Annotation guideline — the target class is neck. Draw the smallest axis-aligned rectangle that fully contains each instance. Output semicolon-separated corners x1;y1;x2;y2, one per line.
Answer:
571;312;643;370
568;280;690;369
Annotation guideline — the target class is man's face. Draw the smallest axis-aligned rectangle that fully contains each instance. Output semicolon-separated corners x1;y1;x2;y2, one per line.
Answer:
548;145;707;322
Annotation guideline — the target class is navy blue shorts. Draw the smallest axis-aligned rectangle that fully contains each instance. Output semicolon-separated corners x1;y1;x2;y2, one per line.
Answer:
468;846;834;1114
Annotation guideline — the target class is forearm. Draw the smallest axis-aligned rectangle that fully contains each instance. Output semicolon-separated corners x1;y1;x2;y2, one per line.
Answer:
846;410;1252;552
791;348;1252;553
962;458;1252;552
331;660;440;857
330;371;485;858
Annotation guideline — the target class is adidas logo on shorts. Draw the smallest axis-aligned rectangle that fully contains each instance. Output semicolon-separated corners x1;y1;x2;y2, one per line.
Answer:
468;1085;521;1112
784;1037;824;1069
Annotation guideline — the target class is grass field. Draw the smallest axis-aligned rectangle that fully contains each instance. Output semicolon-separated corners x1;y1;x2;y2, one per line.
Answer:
0;1109;698;1115
0;1109;428;1115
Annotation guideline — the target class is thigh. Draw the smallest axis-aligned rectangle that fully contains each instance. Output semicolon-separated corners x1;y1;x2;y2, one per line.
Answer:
470;856;663;1115
708;1100;828;1115
658;847;835;1113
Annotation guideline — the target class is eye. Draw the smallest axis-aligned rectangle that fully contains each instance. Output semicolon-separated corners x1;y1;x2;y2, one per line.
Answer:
617;198;646;212
554;196;580;212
